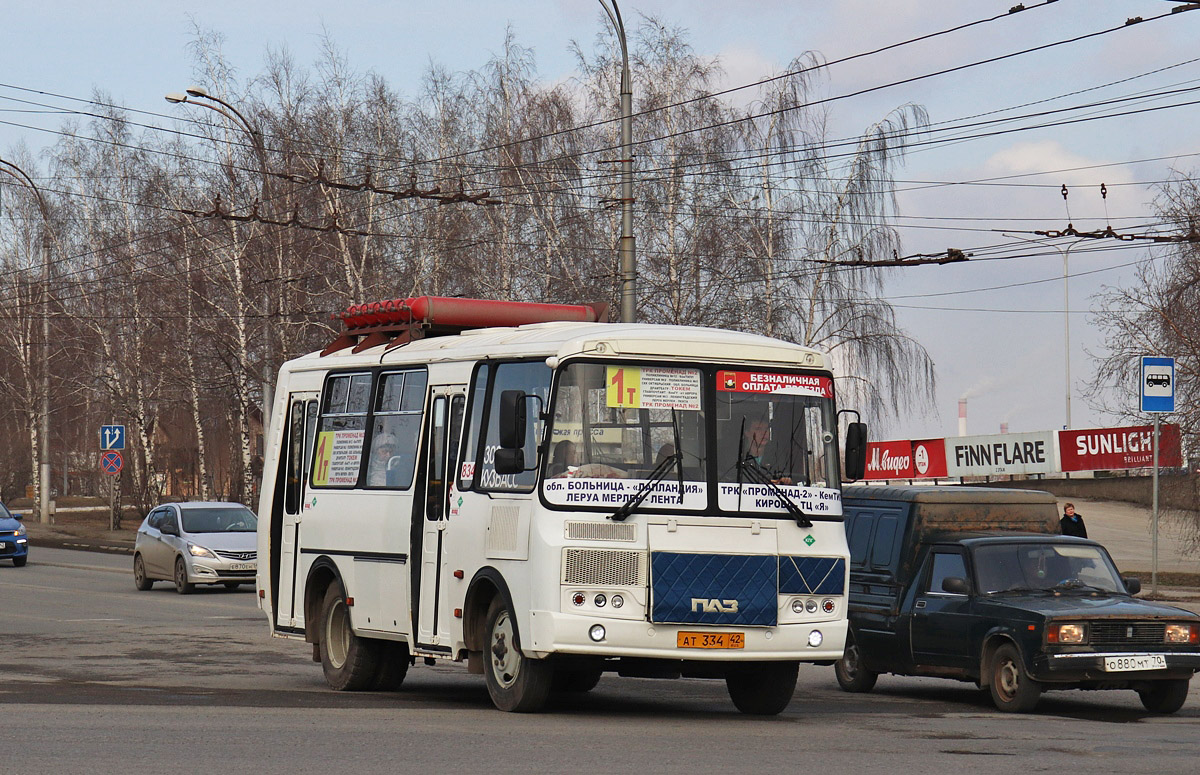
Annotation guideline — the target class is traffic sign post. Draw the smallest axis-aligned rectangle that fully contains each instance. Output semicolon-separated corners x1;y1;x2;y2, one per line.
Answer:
1140;356;1175;597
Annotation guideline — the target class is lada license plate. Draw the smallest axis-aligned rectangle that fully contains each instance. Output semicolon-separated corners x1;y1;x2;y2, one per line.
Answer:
677;632;744;649
1103;654;1167;672
230;562;256;571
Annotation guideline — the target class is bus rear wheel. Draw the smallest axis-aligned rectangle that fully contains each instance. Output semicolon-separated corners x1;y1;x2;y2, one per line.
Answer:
483;596;552;712
726;661;799;715
319;580;378;691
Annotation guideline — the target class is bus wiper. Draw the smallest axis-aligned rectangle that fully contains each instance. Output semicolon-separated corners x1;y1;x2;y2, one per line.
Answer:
671;408;685;508
737;457;813;528
610;453;680;522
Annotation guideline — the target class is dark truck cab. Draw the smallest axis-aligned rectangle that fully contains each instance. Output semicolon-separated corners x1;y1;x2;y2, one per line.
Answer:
836;486;1200;713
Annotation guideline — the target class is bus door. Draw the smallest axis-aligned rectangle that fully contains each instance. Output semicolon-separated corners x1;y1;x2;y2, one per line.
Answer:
415;386;466;649
274;392;319;630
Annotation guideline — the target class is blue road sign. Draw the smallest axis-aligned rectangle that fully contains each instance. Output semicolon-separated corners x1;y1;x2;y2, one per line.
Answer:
1141;356;1175;413
100;450;123;475
100;424;126;450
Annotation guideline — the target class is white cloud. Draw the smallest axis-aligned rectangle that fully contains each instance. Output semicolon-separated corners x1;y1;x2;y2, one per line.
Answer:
983;141;1136;186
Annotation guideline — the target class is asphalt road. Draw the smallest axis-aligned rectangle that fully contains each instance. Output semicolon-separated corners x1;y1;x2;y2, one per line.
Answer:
1;547;1197;774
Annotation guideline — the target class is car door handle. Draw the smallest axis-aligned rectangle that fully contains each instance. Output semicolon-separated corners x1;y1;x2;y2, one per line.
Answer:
915;600;927;609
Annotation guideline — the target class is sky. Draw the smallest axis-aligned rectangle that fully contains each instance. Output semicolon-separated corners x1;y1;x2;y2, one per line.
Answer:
3;0;1199;441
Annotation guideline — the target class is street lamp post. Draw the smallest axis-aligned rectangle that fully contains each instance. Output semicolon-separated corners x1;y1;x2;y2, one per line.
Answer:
0;157;53;524
1005;234;1084;429
166;88;275;435
598;0;636;323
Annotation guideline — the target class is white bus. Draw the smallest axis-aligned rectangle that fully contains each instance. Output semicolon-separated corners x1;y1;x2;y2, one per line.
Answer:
257;296;867;714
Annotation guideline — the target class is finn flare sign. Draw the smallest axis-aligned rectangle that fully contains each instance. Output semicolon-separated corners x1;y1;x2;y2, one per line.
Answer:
944;431;1055;478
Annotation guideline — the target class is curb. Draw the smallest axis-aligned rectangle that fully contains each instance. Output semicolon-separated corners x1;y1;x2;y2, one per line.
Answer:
29;537;134;555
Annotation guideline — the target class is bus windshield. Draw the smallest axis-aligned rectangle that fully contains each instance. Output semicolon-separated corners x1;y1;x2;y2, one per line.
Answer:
541;362;842;517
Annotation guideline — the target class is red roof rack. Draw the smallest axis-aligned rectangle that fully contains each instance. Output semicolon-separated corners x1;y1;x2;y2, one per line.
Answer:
321;296;610;356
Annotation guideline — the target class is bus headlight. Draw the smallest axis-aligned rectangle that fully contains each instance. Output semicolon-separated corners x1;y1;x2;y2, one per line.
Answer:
589;624;606;642
808;630;823;648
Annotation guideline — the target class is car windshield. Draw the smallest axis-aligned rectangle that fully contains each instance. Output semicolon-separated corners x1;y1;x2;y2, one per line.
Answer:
974;542;1124;594
181;506;258;533
0;502;10;519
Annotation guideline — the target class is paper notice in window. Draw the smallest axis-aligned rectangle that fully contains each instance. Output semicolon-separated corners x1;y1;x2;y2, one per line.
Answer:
605;366;701;410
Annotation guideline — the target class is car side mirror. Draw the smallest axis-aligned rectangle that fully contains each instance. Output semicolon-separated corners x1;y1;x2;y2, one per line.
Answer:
498;390;527;450
12;513;23;521
161;525;178;537
941;576;971;595
844;421;867;481
493;448;525;475
1122;576;1141;596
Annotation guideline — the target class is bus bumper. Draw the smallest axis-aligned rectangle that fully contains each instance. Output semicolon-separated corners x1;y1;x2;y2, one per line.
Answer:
525;609;847;662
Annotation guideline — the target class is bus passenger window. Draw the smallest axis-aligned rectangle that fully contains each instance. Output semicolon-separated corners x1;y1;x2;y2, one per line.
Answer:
366;370;427;489
311;372;372;488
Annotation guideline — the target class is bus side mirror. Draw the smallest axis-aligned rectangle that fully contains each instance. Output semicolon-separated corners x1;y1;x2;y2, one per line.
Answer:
498;390;527;449
844;422;867;481
493;448;525;475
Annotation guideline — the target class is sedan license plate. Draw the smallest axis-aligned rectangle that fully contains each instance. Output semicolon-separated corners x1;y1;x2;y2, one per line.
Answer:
677;632;744;649
1103;654;1167;672
229;562;256;571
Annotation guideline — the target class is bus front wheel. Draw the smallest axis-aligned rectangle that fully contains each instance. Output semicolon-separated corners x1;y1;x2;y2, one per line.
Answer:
726;661;799;715
483;597;552;712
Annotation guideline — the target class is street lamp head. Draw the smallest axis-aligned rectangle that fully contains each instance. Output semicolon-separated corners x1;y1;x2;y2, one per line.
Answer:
164;93;188;104
185;85;210;98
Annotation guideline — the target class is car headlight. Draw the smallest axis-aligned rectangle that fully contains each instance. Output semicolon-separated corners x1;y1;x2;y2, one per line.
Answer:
188;543;216;559
1047;623;1086;644
15;524;26;536
1165;624;1198;644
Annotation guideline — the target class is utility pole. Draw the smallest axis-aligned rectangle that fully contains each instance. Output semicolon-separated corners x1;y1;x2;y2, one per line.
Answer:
0;157;53;524
599;0;636;323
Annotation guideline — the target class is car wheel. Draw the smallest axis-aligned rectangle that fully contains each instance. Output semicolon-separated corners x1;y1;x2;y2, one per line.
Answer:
13;555;27;567
173;557;194;595
989;643;1041;712
319;579;378;691
223;582;241;590
483;596;552;712
552;667;604;694
1138;679;1190;714
835;634;878;693
372;641;411;691
726;661;799;715
133;554;153;590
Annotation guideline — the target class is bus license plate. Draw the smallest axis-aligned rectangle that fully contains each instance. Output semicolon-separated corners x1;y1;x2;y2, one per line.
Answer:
230;562;256;571
677;632;744;649
1103;654;1167;672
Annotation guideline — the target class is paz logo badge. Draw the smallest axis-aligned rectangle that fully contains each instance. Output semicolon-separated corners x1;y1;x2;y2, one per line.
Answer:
804;535;816;546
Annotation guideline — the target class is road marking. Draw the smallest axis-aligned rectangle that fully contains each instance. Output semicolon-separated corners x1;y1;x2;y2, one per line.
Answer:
61;618;122;622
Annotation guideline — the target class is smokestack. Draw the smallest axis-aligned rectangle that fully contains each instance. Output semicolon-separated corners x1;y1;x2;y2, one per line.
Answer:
1000;422;1009;434
958;399;967;437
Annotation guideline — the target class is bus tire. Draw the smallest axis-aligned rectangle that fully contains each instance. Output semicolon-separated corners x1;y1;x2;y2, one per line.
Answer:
483;596;552;712
552;667;604;694
319;580;378;691
834;633;877;693
726;661;799;715
372;641;411;691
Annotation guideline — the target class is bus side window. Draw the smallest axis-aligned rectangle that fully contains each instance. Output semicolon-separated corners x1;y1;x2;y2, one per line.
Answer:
457;364;489;491
477;361;552;493
284;400;306;514
311;372;372;488
365;369;427;489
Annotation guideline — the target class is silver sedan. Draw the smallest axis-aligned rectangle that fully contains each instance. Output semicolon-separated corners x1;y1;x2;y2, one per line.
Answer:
133;502;258;594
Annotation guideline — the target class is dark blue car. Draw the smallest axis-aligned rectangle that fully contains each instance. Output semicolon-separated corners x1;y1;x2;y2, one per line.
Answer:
0;501;29;567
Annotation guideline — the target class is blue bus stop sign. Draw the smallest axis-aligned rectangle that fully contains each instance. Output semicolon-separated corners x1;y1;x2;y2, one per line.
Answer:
1141;356;1175;413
